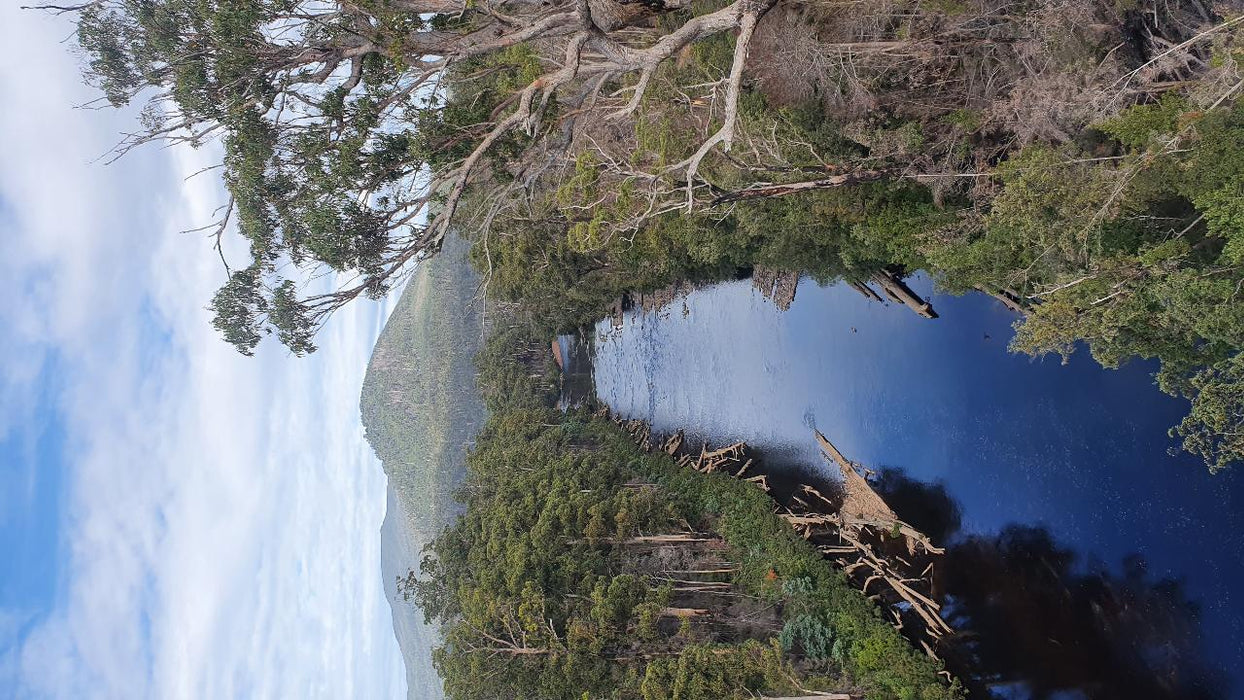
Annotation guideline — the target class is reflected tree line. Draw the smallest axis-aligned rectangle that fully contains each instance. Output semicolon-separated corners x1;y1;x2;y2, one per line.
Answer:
871;469;1230;700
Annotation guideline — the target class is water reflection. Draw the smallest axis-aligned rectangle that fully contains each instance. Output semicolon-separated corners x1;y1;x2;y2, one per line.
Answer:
555;332;595;409
877;468;1226;698
871;468;962;545
591;276;1244;698
945;525;1224;699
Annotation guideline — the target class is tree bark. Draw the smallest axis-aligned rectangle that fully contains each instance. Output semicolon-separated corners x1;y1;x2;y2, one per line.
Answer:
847;279;885;303
711;170;891;205
975;285;1028;314
870;270;937;319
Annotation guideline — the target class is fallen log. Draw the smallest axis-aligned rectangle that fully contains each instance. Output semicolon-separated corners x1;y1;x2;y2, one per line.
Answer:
833;529;951;635
710;170;891;205
574;533;717;545
661;607;710;618
663;431;684;455
814;430;899;524
974;285;1028;314
888;575;943;614
781;513;836;528
842;561;870;576
839;516;946;555
847;279;885;303
817;545;858;555
861;574;884;593
611;418;955;663
800;484;838;510
703;441;746;459
734;458;754;478
870;270;938;319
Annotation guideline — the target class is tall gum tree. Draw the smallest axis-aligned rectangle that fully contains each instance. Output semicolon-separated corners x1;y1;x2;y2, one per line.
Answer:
54;0;779;354
41;0;1244;469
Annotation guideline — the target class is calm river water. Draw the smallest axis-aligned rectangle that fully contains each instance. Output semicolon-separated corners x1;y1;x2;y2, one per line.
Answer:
592;275;1244;699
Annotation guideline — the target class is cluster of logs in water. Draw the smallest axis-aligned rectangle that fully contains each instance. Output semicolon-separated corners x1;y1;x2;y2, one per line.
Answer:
603;410;955;670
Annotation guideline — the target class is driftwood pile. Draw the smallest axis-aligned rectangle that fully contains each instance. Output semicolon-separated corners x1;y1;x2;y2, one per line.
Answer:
806;431;953;666
607;412;954;670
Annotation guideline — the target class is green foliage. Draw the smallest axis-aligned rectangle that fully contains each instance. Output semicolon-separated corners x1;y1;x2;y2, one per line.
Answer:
940;108;983;133
443;5;1244;472
630;444;957;700
71;0;1244;473
638;641;792;700
416;328;961;699
474;323;560;412
1173;354;1244;473
779;614;836;661
927;146;1120;293
980;104;1244;471
413;43;544;169
209;264;268;356
1097;94;1190;149
76;5;144;106
70;0;485;354
270;281;317;355
477;118;949;335
1180;105;1244;262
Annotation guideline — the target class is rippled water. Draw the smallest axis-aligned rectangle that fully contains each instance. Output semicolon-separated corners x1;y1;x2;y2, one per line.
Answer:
593;275;1244;699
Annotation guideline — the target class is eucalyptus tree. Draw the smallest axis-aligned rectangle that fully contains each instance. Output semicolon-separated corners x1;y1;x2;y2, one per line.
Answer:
56;0;782;354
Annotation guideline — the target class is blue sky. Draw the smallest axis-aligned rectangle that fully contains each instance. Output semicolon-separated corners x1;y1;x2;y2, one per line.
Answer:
0;342;66;629
0;7;407;698
0;346;64;611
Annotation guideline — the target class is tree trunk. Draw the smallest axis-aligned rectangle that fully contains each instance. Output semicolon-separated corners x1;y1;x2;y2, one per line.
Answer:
974;285;1027;314
847;279;885;303
710;170;891;205
870;271;937;319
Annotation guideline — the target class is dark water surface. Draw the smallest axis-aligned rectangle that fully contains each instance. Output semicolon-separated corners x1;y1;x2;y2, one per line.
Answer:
593;275;1244;699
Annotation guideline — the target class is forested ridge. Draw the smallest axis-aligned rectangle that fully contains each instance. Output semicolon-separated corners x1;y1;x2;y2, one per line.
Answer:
58;0;1244;471
360;234;484;536
401;322;960;699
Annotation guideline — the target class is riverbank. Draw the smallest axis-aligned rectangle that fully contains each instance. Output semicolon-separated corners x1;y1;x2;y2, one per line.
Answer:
604;412;955;671
409;321;962;699
592;275;1240;698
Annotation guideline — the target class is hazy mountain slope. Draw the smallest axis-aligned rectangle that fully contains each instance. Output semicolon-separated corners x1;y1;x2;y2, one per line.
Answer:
362;234;486;534
362;235;487;699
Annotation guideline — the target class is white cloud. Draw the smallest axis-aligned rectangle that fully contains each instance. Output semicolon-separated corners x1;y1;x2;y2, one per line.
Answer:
0;8;405;699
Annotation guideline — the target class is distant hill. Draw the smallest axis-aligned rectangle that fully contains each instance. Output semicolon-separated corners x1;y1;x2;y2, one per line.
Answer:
361;234;487;536
361;234;488;700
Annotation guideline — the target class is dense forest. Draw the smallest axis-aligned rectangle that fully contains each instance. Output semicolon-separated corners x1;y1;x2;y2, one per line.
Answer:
60;0;1244;471
402;321;960;699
